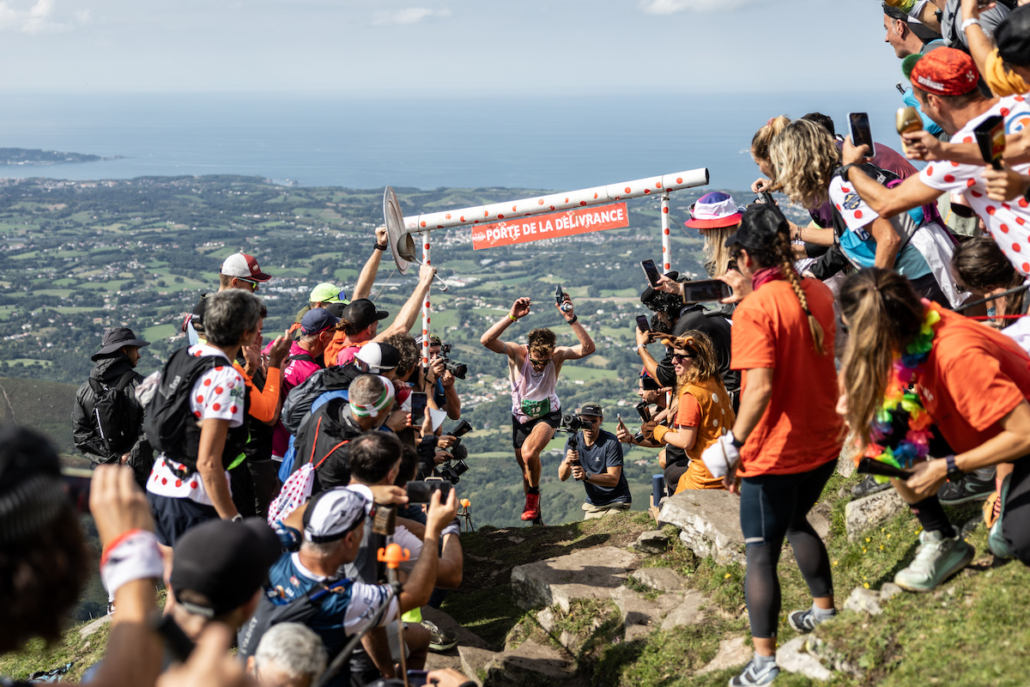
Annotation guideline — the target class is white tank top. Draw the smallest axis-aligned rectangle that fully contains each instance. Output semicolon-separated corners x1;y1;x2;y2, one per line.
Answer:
510;350;560;423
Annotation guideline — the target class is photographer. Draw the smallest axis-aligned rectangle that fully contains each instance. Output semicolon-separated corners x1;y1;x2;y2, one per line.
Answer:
422;335;463;421
558;404;632;519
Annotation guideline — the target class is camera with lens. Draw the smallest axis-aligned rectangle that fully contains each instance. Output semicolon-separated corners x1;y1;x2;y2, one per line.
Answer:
448;419;473;447
556;412;584;449
438;343;468;380
435;443;469;485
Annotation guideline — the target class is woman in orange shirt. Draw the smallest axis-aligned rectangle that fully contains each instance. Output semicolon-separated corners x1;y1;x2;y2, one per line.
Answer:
648;331;735;493
690;204;842;687
840;268;1030;590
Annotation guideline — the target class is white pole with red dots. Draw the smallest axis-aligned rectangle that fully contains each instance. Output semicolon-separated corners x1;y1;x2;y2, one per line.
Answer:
422;236;431;370
661;190;671;272
402;168;709;233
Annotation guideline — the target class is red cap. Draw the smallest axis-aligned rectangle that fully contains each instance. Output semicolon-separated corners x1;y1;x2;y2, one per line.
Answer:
910;48;980;97
221;252;272;282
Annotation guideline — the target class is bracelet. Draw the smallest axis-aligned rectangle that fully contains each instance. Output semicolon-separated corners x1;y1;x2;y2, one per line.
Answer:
231;513;244;522
635;343;647;353
100;529;164;598
960;17;981;33
567;315;578;325
507;313;518;322
373;242;388;252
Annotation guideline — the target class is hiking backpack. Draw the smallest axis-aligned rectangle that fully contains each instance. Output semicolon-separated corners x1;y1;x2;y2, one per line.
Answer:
88;369;142;456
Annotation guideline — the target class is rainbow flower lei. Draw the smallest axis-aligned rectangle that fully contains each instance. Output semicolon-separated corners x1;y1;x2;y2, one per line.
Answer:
863;307;941;474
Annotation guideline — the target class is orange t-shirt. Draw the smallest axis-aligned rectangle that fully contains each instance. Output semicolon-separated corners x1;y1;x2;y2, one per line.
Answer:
731;278;843;477
917;306;1030;453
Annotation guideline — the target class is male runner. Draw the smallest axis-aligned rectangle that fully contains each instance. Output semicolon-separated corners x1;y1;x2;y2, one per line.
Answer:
480;293;595;523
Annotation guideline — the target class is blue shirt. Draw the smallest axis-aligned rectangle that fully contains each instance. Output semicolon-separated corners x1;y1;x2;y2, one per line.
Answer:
565;429;632;506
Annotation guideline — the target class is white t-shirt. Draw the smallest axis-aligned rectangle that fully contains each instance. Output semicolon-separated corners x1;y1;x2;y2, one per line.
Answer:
147;344;246;505
920;95;1030;275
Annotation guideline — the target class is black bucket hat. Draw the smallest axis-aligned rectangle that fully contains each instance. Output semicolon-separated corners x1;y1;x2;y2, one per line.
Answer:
92;327;150;361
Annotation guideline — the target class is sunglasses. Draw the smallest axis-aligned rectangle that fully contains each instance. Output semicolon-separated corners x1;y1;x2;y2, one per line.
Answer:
671;352;696;362
529;357;549;366
237;277;259;292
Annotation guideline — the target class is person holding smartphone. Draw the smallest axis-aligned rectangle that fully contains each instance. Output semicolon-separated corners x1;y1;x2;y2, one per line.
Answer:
480;295;595;524
698;205;843;687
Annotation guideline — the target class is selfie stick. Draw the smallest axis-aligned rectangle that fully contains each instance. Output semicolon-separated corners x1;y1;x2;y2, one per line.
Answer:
377;543;412;687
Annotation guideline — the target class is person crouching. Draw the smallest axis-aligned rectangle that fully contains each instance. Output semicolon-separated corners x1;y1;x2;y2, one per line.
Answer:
558;404;632;519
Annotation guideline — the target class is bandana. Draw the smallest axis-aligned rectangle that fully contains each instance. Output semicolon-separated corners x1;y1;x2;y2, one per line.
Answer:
908;48;979;96
350;376;395;418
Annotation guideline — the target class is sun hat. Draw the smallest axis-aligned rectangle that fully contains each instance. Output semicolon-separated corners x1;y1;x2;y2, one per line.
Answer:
91;327;150;361
684;192;744;230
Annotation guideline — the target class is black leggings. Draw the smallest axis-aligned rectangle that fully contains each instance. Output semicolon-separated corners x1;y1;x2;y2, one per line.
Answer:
1002;455;1030;565
739;458;837;639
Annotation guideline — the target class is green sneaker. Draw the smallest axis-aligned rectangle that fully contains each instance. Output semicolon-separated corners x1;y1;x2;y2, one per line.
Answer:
894;527;975;592
988;475;1013;560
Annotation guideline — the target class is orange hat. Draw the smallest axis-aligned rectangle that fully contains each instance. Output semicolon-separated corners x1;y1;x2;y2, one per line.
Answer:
909;48;979;97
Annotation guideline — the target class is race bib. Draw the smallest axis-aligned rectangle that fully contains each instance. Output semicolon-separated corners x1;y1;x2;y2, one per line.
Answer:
521;398;551;420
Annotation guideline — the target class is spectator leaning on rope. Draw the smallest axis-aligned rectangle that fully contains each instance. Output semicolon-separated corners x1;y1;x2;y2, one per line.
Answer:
697;204;843;687
145;289;270;548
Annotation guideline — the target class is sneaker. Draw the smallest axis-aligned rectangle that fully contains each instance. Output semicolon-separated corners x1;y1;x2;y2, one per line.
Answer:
988;475;1013;560
851;475;890;499
521;492;541;521
788;607;835;634
729;658;780;686
422;620;459;652
893;528;975;592
937;473;995;505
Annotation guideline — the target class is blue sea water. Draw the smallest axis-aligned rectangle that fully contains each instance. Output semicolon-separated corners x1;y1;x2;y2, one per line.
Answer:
0;90;906;193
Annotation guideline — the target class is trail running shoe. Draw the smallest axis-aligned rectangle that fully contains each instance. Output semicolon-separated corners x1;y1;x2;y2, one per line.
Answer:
988;475;1013;560
851;475;890;499
422;620;459;652
937;472;995;505
894;527;975;592
521;492;541;521
729;658;780;686
788;607;836;634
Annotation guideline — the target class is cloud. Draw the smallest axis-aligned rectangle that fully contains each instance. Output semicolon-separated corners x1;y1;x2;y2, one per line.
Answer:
372;7;452;26
639;0;758;14
0;0;83;33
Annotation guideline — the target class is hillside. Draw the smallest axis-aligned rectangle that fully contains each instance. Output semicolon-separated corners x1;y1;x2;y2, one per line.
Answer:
2;465;1024;686
0;376;81;457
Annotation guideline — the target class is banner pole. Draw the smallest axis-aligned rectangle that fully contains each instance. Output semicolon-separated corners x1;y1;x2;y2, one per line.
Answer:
421;235;431;370
661;190;671;273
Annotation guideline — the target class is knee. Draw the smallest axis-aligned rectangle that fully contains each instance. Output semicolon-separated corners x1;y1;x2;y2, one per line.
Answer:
405;623;431;656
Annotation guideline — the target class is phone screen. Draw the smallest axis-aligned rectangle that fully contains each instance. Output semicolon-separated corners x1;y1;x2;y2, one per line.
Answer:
62;468;93;514
635;315;650;332
410;392;427;424
640;259;661;287
848;112;876;157
406;670;429;687
406;481;453;504
681;279;732;303
974;115;1006;169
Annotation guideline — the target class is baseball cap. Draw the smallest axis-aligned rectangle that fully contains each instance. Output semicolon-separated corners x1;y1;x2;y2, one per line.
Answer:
907;47;979;97
170;518;281;617
326;302;347;318
303;488;367;543
310;283;347;304
355;342;400;373
579;403;603;418
300;308;340;336
996;5;1030;67
684;192;744;230
724;204;788;252
221;252;272;283
342;299;389;330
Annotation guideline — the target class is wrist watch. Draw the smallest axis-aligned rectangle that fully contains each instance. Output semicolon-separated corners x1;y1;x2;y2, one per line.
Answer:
730;433;744;449
567;315;578;325
374;242;388;251
945;455;964;481
837;164;856;184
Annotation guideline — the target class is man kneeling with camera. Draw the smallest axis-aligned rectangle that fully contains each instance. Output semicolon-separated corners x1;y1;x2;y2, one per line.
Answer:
558;404;632;520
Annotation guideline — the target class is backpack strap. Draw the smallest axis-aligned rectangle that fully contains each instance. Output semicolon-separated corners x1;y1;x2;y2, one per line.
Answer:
287;353;316;364
114;369;138;392
304;415;350;470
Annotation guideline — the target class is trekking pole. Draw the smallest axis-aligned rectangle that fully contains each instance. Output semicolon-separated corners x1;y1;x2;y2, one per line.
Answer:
955;283;1030;312
377;543;411;687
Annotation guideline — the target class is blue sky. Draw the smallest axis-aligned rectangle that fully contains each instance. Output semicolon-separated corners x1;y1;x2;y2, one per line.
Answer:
0;0;903;95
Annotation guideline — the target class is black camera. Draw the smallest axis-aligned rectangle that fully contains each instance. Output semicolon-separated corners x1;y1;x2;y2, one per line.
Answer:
438;343;468;380
435;443;470;485
556;412;584;449
448;419;473;447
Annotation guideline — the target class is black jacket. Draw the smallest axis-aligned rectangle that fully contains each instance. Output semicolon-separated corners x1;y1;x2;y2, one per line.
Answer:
657;305;740;395
72;356;152;478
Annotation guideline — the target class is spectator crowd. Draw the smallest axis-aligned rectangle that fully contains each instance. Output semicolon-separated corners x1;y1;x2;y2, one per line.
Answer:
4;2;1030;686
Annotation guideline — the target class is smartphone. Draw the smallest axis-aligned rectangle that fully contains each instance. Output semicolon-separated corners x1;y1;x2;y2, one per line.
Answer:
555;285;565;306
848;112;876;157
62;467;93;514
151;613;195;663
641;376;660;392
635;401;652;423
407;671;429;687
640;259;661;288
856;457;913;481
406;480;453;504
410;391;427;425
681;279;732;303
635;315;650;332
973;115;1006;170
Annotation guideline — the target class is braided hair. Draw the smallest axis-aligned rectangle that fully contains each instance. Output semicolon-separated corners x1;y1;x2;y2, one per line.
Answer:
741;204;826;357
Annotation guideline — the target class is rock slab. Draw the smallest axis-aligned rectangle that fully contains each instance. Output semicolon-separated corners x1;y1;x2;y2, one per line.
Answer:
843;586;883;616
659;490;746;565
697;636;751;675
777;637;833;681
631;530;670;555
845;488;907;540
510;546;640;612
630;567;686;593
660;590;706;631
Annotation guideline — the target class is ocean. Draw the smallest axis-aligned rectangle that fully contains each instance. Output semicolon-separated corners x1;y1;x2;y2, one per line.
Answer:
0;90;909;193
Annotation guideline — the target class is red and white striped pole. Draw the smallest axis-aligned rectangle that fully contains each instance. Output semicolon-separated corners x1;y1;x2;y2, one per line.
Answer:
661;190;671;272
421;236;431;370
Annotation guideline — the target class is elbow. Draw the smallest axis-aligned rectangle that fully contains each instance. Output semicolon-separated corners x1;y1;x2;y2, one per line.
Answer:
583;343;596;356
